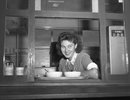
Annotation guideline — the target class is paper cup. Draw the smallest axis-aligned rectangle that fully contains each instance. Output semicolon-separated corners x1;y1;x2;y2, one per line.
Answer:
16;67;24;76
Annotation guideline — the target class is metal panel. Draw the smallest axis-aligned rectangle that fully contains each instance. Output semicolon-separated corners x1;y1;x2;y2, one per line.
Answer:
109;26;128;75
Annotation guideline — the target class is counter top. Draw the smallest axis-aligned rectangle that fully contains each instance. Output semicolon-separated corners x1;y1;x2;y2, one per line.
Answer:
0;81;130;100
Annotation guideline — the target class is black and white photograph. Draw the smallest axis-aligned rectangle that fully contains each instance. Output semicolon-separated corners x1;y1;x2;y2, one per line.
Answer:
0;0;130;100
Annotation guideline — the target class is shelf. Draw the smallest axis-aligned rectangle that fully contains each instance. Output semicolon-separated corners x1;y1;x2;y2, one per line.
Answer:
35;46;50;49
35;11;100;18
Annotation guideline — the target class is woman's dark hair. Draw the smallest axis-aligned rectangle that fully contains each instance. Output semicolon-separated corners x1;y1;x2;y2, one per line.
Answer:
56;31;83;56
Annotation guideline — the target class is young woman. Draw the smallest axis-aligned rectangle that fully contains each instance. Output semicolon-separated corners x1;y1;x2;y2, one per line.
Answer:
56;31;99;79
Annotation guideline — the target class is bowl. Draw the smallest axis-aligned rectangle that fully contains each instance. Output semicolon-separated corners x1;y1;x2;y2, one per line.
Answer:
64;71;81;77
46;71;62;78
34;67;56;77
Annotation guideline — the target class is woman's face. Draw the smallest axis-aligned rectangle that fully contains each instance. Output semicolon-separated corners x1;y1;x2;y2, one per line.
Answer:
61;40;77;60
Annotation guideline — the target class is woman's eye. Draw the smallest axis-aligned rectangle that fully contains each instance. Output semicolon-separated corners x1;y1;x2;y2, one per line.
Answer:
68;45;73;48
61;44;73;50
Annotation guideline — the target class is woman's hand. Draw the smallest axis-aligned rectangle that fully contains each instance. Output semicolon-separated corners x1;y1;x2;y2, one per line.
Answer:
81;68;99;79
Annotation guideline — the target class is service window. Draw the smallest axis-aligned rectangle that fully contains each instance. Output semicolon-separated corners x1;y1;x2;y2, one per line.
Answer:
34;18;101;81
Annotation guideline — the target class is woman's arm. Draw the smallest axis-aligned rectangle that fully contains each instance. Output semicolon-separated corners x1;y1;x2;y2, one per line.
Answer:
82;62;99;79
80;53;99;79
82;68;99;79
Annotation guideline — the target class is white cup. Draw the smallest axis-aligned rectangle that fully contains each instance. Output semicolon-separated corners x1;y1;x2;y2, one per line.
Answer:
16;67;24;76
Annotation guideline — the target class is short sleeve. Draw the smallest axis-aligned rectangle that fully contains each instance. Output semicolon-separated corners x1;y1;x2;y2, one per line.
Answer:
87;62;98;70
81;53;92;70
